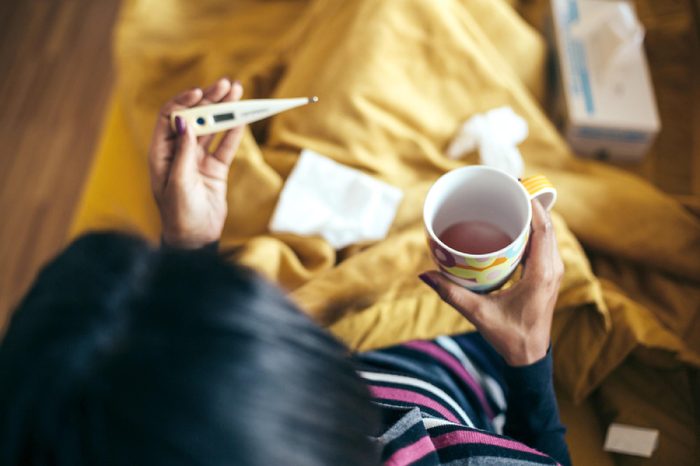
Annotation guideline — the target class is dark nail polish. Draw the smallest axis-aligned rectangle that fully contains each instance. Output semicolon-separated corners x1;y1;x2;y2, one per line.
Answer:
419;273;438;292
175;116;185;135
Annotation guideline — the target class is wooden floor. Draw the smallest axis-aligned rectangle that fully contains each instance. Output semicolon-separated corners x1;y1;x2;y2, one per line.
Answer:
628;0;700;211
0;0;120;327
0;0;698;330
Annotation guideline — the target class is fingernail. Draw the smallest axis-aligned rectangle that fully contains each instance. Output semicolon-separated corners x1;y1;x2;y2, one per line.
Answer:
175;116;185;135
419;273;438;292
233;79;242;87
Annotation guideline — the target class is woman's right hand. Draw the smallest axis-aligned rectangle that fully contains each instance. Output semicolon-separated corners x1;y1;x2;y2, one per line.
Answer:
148;78;244;249
419;200;564;367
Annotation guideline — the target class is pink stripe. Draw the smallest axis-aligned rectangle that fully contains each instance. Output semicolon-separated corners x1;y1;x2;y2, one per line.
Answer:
404;341;495;418
432;429;549;458
369;385;461;424
385;435;435;466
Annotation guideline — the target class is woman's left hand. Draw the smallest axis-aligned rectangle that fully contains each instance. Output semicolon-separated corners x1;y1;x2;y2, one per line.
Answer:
419;201;563;366
148;78;244;249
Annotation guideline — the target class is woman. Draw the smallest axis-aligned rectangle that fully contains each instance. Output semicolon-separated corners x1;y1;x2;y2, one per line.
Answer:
0;79;570;465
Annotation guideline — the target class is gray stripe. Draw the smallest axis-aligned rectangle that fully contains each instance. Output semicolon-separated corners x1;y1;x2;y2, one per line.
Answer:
373;404;423;445
443;456;551;466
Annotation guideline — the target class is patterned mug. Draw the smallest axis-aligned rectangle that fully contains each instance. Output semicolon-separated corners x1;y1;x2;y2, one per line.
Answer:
423;166;556;293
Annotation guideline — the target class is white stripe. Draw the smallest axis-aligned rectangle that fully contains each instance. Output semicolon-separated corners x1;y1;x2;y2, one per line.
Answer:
359;371;475;427
435;336;506;410
483;378;507;411
422;417;458;429
492;414;506;435
423;416;498;435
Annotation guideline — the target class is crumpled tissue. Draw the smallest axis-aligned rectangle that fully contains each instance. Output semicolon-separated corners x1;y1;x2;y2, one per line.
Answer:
445;106;528;178
269;149;404;249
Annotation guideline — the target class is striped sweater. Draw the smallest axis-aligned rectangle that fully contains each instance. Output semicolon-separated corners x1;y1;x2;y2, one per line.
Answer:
355;333;571;466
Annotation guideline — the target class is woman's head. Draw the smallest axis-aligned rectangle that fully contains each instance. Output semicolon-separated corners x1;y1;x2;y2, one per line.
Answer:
0;232;379;465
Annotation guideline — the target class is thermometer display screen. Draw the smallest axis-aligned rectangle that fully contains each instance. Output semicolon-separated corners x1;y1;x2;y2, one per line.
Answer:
213;112;235;122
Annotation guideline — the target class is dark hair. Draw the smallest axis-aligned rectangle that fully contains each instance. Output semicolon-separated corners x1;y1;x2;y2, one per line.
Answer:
0;232;379;465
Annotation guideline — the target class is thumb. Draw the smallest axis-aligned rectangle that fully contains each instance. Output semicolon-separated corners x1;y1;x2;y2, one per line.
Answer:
419;271;488;326
170;117;198;185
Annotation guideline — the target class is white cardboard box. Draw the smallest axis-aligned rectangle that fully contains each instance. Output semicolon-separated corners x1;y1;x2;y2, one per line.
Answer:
550;0;660;162
604;423;659;458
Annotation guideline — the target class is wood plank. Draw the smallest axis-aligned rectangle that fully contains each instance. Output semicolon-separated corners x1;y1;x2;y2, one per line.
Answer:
0;0;120;328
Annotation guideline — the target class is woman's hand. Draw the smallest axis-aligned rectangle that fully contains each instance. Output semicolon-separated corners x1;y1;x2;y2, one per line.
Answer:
148;78;244;249
419;201;564;366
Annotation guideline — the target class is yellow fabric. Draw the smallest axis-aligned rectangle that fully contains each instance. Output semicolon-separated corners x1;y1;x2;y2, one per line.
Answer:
71;0;700;463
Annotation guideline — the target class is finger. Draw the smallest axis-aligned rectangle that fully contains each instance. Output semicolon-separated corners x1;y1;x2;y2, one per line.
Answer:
158;87;204;120
198;78;232;148
522;200;556;283
200;77;232;104
155;87;204;144
169;119;198;188
419;271;488;326
549;214;565;282
149;88;203;191
211;81;244;166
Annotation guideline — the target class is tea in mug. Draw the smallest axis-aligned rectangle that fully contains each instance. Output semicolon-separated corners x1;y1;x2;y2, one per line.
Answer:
438;221;513;255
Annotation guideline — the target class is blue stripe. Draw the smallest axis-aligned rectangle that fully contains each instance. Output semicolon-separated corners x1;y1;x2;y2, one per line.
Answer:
572;41;594;114
567;0;579;22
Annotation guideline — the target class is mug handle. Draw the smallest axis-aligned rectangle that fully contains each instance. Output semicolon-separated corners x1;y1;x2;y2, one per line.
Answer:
521;175;557;211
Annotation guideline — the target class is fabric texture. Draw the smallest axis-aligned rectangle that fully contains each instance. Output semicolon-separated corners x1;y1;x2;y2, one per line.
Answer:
357;334;569;465
70;0;700;463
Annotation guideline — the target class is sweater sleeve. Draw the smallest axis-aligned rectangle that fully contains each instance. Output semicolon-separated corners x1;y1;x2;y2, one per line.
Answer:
503;348;572;466
160;238;219;254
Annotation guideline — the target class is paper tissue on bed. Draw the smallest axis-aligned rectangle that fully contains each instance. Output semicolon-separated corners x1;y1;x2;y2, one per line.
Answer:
446;106;528;179
269;149;404;249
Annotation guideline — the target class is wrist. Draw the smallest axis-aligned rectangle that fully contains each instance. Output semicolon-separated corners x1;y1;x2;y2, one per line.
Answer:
503;339;549;367
161;236;219;254
162;230;219;250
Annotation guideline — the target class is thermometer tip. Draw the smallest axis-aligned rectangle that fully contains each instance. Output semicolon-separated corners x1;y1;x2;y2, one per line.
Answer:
309;96;319;103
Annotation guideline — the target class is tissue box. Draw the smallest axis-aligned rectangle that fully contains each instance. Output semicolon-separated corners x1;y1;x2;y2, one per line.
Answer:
549;0;660;162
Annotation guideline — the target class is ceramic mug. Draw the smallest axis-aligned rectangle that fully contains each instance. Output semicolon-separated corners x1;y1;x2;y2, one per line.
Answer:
423;166;556;293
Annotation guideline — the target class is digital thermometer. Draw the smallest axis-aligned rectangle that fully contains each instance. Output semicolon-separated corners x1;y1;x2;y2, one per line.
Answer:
171;96;319;136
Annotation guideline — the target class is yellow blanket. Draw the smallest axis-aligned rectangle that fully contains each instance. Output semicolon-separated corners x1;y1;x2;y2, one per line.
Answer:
71;0;699;461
